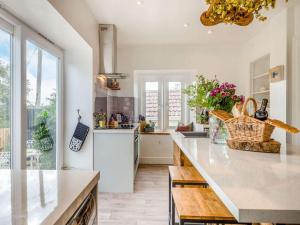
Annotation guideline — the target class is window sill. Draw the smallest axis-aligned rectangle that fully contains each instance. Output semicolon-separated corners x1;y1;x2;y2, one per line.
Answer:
140;131;170;135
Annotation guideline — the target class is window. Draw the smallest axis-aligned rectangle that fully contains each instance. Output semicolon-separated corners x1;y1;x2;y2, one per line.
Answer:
145;81;160;128
0;12;63;170
139;72;188;131
0;20;13;169
26;40;59;169
167;81;182;128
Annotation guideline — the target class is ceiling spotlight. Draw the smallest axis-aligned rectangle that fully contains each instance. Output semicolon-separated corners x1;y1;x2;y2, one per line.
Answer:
183;23;190;28
137;0;143;5
207;29;213;34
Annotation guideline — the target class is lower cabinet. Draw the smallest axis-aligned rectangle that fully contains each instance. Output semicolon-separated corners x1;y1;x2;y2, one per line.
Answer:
173;141;192;166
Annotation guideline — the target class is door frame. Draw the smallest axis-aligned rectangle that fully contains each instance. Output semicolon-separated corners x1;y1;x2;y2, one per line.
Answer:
0;8;64;169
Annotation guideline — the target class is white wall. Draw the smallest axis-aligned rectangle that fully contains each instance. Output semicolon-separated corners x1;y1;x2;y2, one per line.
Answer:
116;44;244;97
118;44;244;164
239;9;288;144
287;2;300;144
48;0;100;169
1;0;97;169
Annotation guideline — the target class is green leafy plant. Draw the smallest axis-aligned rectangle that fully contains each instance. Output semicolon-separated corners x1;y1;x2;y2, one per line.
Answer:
183;75;219;110
32;110;53;152
184;75;244;115
183;75;219;123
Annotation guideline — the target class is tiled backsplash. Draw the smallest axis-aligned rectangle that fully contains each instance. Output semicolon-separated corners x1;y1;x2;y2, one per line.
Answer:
95;96;135;121
94;97;107;113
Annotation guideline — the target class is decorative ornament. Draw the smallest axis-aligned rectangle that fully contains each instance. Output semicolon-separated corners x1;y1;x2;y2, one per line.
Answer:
200;0;287;26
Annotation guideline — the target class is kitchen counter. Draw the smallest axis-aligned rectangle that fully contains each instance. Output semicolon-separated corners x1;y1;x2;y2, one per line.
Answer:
94;124;140;192
0;170;100;225
171;131;300;223
93;124;139;134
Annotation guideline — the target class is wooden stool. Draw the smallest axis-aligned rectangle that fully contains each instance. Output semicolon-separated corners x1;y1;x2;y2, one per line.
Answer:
171;187;238;225
168;166;207;187
168;166;207;224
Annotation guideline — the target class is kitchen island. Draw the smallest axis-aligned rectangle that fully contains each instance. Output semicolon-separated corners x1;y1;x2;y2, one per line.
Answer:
171;131;300;224
0;170;100;225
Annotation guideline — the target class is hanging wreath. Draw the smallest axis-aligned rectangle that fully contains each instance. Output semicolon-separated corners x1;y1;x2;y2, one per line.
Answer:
200;0;287;26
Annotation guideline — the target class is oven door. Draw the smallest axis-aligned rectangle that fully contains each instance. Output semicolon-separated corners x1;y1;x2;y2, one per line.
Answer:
134;132;139;166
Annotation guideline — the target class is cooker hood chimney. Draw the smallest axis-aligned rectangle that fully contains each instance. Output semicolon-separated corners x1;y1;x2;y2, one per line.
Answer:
98;24;127;79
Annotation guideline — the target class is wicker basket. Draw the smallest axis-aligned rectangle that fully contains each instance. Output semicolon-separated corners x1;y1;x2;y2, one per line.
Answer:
226;98;274;142
210;98;299;143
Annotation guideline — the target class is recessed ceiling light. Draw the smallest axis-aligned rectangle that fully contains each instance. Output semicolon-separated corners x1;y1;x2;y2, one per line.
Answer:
183;23;190;28
207;29;213;34
137;0;143;5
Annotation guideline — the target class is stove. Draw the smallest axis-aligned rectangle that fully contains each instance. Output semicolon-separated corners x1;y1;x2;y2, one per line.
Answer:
120;124;135;129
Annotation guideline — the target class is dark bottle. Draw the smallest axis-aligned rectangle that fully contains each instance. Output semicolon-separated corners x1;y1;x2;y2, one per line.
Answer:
255;98;269;121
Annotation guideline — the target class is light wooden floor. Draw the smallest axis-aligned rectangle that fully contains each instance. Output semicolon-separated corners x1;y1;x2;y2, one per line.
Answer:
98;165;169;225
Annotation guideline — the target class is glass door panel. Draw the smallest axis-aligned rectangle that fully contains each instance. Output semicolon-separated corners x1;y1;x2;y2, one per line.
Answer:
26;41;58;169
145;81;160;128
0;28;12;169
168;81;182;128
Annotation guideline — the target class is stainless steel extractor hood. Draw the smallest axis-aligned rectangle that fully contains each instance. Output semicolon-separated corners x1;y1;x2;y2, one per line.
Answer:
98;24;127;79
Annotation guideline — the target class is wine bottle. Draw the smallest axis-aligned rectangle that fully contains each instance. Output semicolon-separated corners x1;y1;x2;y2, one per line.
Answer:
255;98;269;121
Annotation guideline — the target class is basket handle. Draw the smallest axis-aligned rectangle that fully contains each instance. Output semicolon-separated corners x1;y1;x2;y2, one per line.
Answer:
241;97;258;116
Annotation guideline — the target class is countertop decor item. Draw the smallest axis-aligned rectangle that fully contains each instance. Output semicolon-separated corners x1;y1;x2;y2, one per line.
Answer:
210;97;300;152
200;0;288;26
144;121;155;132
94;111;107;128
184;75;244;144
206;80;244;144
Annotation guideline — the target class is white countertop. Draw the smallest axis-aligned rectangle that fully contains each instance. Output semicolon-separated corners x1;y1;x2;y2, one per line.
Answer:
171;131;300;223
93;124;139;134
0;170;99;225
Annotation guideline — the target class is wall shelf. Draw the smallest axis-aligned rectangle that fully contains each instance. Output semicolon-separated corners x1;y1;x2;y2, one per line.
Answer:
252;90;270;95
250;55;270;106
253;72;269;79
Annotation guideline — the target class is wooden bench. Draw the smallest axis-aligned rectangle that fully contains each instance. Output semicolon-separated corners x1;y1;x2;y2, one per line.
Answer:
171;187;238;225
169;166;207;186
168;166;208;224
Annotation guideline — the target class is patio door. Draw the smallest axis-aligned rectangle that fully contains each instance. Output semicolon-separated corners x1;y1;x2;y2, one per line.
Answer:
0;19;13;169
25;40;61;169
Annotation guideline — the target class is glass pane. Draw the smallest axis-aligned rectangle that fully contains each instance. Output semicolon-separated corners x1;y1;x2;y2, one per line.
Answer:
0;28;12;169
168;82;182;128
145;82;159;128
26;41;58;169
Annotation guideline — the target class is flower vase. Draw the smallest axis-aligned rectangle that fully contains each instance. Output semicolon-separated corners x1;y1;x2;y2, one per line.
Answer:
209;116;228;144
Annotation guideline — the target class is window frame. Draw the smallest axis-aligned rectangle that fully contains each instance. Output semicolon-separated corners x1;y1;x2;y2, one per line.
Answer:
0;17;14;169
0;9;64;169
140;76;163;130
136;70;195;131
164;77;186;130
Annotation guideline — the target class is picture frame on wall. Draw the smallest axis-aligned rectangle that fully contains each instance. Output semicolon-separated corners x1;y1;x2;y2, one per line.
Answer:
269;65;284;83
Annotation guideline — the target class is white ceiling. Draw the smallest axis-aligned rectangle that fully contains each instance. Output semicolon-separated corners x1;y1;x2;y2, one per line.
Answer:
85;0;287;46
